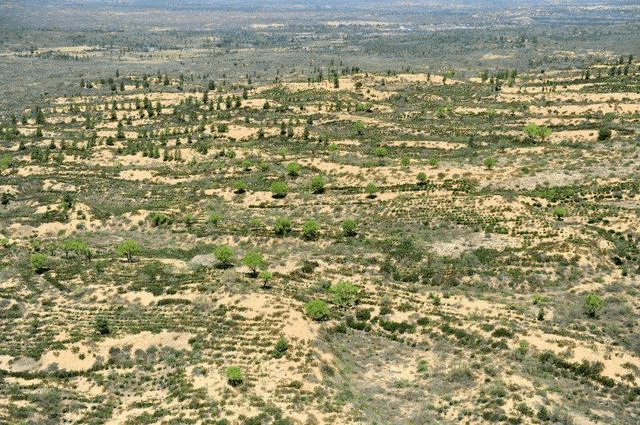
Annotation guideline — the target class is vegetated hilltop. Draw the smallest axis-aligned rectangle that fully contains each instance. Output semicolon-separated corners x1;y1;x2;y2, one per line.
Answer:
1;54;640;423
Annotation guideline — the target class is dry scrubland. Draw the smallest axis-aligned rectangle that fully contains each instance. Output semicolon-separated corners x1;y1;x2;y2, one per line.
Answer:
1;61;640;424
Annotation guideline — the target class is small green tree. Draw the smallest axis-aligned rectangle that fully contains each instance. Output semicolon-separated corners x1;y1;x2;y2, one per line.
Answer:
310;175;326;194
342;219;358;237
523;122;552;143
214;245;234;268
274;217;292;236
226;366;243;386
484;157;496;169
259;270;273;288
552;207;567;221
243;250;265;277
353;120;365;136
584;294;603;318
305;299;330;321
117;240;140;263
329;281;359;307
271;181;288;198
302;220;320;240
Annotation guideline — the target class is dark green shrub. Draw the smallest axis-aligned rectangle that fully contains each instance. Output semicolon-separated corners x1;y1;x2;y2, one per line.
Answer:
598;127;612;141
95;317;110;335
273;337;288;358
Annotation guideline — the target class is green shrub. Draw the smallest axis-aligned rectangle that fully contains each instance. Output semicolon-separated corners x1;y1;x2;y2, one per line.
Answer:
117;240;140;263
302;220;320;240
305;300;329;321
310;175;326;194
148;212;173;227
598;127;612;141
95;316;110;335
417;172;427;184
373;146;388;158
233;180;247;194
30;253;48;273
484;157;496;169
286;162;301;177
341;219;358;237
226;367;243;386
366;183;377;198
207;213;221;226
271;181;288;198
214;245;234;268
274;217;292;236
273;337;289;358
62;239;92;260
329;281;359;307
584;294;603;318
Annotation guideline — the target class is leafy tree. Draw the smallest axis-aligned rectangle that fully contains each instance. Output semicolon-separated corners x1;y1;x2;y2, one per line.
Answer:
214;245;234;268
484;157;496;169
310;175;326;194
305;300;329;321
30;253;48;273
342;219;358;237
117;240;140;263
259;271;273;288
274;217;292;236
552;207;567;220
302;220;320;240
243;250;265;277
271;181;288;198
286;162;301;177
329;281;360;307
523;122;552;143
226;366;243;386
